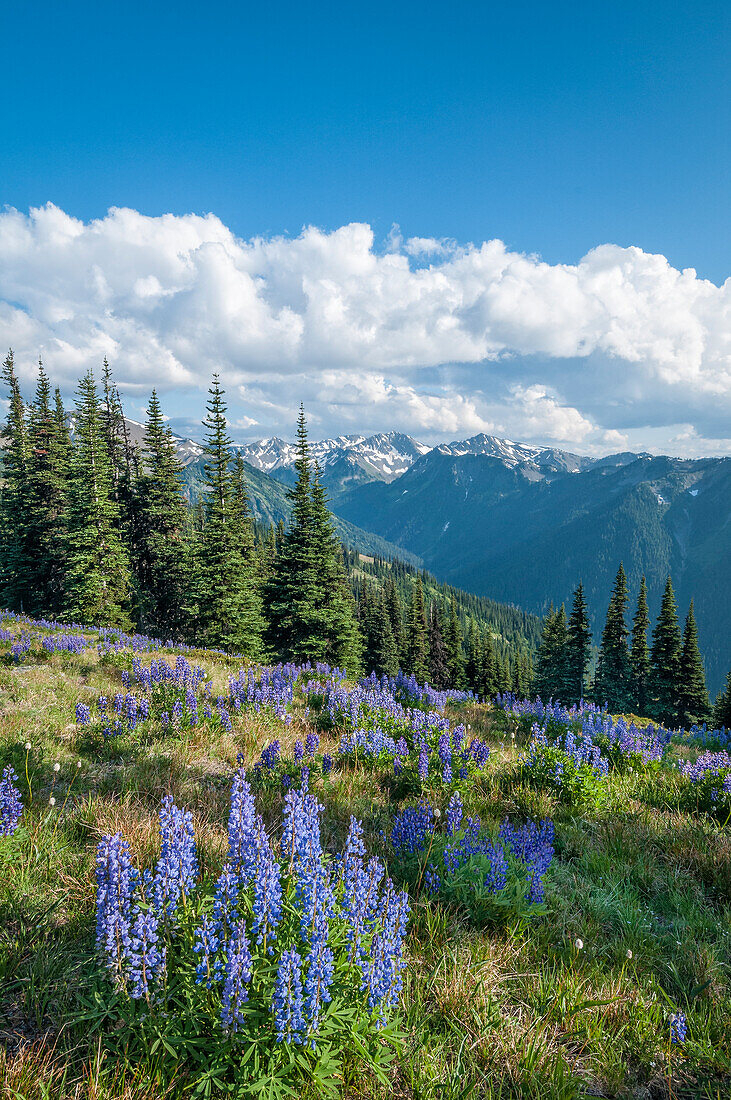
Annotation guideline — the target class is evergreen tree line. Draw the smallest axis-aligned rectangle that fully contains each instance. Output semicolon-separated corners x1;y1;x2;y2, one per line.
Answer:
353;564;534;696
0;354;533;691
0;353;362;672
534;565;729;728
4;352;728;716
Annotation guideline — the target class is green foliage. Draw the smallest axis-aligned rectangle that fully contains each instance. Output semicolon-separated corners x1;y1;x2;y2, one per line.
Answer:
520;741;608;810
63;370;133;628
629;576;651;716
565;582;591;704
649;576;683;726
195;376;264;658
594;564;632;712
678;601;712;727
132;390;193;639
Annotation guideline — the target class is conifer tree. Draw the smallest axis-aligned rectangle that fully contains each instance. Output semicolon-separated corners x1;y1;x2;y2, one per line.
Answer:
630;576;652;716
712;669;731;729
362;586;399;676
465;619;480;689
64;370;132;627
25;360;72;616
308;462;363;674
405;575;429;682
133;390;194;639
479;628;498;698
649;576;683;726
566;581;591;704
267;410;361;673
678;601;711;727
0;350;32;610
594;564;632;712
428;604;450;688
533;605;569;700
267;406;318;661
196;376;263;657
383;575;406;665
444;595;465;688
100;358;138;543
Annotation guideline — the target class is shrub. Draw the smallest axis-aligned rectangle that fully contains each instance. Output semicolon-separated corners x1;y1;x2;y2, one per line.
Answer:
519;724;609;809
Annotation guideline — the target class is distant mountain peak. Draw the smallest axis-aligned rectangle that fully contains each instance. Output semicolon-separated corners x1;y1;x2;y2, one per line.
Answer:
236;430;430;485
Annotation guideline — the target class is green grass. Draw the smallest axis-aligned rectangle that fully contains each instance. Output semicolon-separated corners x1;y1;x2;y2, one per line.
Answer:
0;639;730;1099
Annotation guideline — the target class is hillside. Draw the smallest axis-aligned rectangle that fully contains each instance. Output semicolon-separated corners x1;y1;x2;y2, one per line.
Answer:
178;453;424;566
333;448;731;693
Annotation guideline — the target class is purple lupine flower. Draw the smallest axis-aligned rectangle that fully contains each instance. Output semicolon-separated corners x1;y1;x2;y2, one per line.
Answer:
293;740;304;763
221;920;252;1031
75;703;91;726
424;863;441;894
251;823;283;949
390;802;435;855
261;741;281;770
361;879;410;1023
305;732;319;757
153;796;198;916
193;914;222;988
127;908;162;998
0;766;22;836
227;769;258;878
322;753;332;776
95;833;136;979
670;1012;687;1043
273;949;306;1044
445;791;463;837
418;745;429;781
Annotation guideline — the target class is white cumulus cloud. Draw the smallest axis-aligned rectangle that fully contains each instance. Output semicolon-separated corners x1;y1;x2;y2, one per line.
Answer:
1;203;729;452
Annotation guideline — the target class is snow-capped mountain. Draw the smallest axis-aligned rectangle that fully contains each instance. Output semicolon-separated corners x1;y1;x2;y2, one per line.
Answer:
66;414;204;466
435;433;594;474
237;431;430;484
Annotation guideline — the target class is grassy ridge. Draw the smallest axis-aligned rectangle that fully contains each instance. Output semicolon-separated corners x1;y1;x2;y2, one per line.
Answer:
1;630;730;1098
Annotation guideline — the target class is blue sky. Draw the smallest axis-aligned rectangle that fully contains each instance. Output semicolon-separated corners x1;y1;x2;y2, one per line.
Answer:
2;0;730;452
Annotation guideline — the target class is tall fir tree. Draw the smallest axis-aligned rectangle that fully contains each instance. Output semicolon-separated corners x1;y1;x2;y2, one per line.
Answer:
100;358;139;545
0;350;32;610
405;575;429;682
649;576;683;727
25;360;72;616
678;601;711;727
383;575;406;666
478;628;498;699
362;585;399;676
64;370;132;627
566;581;592;704
533;605;569;700
630;576;652;716
308;462;363;674
267;410;361;673
133;390;194;639
266;406;319;662
428;604;450;688
594;564;632;712
443;595;465;688
196;376;263;657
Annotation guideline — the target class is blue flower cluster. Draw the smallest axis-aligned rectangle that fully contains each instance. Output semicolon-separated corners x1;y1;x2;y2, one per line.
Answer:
679;751;731;813
96;772;410;1045
96;796;197;995
0;766;23;837
390;797;554;918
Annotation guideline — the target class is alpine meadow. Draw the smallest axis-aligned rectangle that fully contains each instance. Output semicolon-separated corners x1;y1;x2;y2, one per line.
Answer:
1;351;730;1099
2;2;731;1096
